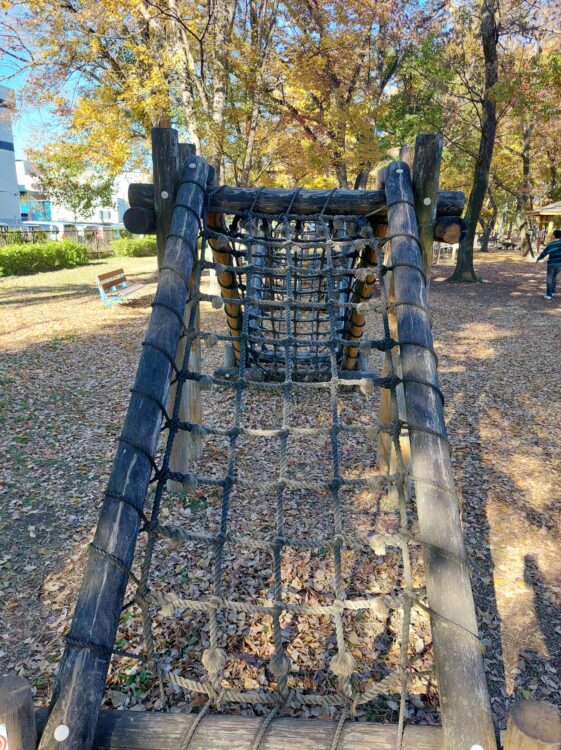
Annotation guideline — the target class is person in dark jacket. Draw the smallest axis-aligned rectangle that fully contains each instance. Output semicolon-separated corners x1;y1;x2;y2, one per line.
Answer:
537;228;561;300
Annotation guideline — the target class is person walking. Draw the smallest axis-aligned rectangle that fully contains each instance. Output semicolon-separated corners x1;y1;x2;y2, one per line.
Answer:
537;228;561;300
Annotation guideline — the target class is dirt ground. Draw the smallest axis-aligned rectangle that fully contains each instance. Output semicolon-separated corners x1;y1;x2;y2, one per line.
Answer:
0;251;560;731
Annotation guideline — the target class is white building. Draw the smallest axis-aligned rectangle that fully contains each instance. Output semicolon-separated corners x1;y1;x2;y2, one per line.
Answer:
16;160;144;226
0;86;21;226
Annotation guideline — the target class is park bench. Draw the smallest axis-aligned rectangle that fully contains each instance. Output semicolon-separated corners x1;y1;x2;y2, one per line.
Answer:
96;268;145;306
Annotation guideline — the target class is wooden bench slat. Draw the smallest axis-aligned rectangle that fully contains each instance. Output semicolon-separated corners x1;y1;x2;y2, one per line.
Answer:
97;268;125;282
96;268;146;306
101;278;127;292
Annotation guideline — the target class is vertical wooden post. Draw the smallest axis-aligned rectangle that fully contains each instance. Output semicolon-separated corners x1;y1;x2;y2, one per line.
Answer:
0;675;37;750
504;701;561;749
398;144;416;170
384;160;497;750
412;134;444;275
167;143;203;494
152;127;180;269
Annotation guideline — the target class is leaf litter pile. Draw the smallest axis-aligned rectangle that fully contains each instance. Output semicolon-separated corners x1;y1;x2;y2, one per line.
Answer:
1;252;560;730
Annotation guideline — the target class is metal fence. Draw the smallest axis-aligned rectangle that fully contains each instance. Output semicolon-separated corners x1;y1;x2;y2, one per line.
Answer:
0;227;128;257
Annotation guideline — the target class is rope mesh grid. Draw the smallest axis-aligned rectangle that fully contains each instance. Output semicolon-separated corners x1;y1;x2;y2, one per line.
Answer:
101;200;455;748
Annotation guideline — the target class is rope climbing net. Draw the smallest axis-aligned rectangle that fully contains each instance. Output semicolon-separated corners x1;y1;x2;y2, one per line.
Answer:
206;188;381;378
84;194;451;749
41;157;496;750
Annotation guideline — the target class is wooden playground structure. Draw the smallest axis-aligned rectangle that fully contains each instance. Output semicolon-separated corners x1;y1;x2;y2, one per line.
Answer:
1;130;560;750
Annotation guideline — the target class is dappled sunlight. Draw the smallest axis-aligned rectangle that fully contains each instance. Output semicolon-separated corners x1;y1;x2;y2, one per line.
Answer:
428;251;561;724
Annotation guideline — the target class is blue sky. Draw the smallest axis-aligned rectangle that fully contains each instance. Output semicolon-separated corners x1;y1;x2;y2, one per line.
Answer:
0;64;59;159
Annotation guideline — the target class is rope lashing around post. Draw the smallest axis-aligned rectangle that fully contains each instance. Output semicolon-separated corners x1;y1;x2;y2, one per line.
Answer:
58;184;487;750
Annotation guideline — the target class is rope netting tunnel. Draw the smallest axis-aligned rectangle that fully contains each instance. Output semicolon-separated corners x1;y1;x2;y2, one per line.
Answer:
38;157;496;750
207;188;379;379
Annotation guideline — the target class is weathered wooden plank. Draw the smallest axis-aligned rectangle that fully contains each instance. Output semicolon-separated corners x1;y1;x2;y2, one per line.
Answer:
127;182;465;218
37;155;211;750
412;134;443;273
0;676;37;750
97;269;125;282
384;160;497;750
152;128;180;268
35;709;443;750
167;142;202;493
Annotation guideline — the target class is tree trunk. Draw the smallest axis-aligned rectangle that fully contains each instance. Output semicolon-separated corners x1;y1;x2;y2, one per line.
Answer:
479;187;498;253
448;0;498;282
519;121;535;257
547;148;558;201
210;0;237;181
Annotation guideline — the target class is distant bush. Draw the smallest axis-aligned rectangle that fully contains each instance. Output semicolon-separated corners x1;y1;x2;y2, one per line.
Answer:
111;237;157;257
0;241;89;276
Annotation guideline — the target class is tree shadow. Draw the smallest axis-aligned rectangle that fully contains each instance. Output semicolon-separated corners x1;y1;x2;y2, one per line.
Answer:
430;269;561;730
511;555;561;703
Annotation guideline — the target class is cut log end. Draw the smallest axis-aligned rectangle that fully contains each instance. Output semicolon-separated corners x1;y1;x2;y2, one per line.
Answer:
0;675;37;750
505;701;561;749
123;206;156;234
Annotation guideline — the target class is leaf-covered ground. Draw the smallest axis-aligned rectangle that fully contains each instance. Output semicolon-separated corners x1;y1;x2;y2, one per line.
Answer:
0;251;559;731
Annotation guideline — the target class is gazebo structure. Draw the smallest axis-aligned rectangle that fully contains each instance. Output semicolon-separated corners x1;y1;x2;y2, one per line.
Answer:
529;200;561;254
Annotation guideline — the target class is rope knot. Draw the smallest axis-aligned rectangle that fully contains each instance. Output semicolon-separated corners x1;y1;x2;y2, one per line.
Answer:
332;598;345;615
206;333;219;348
214;233;229;250
211;296;223;309
330;652;354;677
269;653;292;679
354;267;373;283
332;533;344;548
368;535;387;556
370;597;390;621
330;478;342;492
202;647;227;679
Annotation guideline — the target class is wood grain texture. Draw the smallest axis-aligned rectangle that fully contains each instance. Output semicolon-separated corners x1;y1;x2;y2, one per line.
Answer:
384;160;497;750
37;156;211;750
36;709;443;749
412;134;443;273
127;183;465;219
167;141;202;493
504;701;561;749
152;128;180;268
0;675;37;750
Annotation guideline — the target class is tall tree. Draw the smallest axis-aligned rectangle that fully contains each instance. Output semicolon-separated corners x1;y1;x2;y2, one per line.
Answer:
29;142;115;220
448;0;498;281
268;0;445;188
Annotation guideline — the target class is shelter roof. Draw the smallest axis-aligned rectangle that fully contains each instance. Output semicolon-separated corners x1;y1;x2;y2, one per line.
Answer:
530;201;561;216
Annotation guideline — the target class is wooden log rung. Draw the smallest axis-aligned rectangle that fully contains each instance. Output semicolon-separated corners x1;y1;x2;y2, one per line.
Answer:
35;709;444;750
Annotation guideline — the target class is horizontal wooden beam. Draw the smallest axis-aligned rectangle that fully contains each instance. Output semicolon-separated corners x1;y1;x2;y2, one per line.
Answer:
123;206;156;234
128;183;465;219
36;709;443;750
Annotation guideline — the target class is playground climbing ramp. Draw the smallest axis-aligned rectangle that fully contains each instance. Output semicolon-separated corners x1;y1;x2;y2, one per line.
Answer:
12;153;495;750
